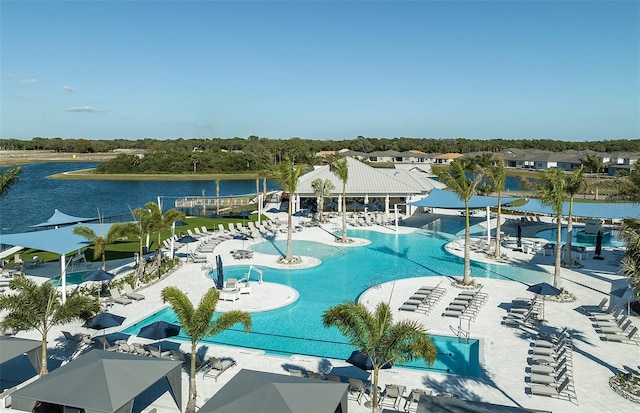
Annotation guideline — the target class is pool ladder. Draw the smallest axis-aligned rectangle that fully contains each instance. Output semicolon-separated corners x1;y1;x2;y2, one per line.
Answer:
450;318;471;344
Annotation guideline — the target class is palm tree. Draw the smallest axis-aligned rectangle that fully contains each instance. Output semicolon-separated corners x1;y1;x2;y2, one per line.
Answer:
73;222;136;270
161;286;251;413
533;168;566;288
0;276;100;376
272;156;303;263
433;159;483;285
330;157;349;242
145;202;185;261
477;155;506;259
581;154;603;200
563;166;585;266
0;166;21;197
619;219;640;300
311;178;335;223
614;170;640;202
131;206;155;268
322;301;436;413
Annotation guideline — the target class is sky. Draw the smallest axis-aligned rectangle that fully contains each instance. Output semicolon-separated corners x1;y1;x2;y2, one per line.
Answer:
1;0;639;142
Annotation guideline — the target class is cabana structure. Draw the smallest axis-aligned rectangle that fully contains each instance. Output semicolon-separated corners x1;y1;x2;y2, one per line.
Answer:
0;223;114;303
198;369;348;413
0;337;41;390
503;198;640;220
10;350;182;413
30;209;98;229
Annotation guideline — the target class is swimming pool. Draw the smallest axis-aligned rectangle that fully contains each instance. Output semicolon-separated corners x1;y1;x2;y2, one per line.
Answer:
536;226;624;248
47;271;90;286
123;219;550;377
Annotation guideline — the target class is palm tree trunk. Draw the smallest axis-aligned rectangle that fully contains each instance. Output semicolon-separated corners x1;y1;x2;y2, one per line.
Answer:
187;344;197;413
101;253;106;271
341;185;347;241
564;198;575;267
463;201;471;285
286;197;293;261
495;192;502;258
554;213;563;289
371;366;380;413
39;336;48;376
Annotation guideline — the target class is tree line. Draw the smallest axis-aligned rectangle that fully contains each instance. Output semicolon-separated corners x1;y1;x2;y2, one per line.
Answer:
2;136;640;159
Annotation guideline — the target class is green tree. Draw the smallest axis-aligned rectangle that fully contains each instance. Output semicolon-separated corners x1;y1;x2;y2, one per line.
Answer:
619;219;640;300
73;222;136;270
0;166;21;197
563;166;586;266
272;156;303;263
478;155;506;259
161;286;251;413
581;154;603;200
433;159;483;285
533;168;566;288
322;301;436;413
330;157;349;242
0;276;100;376
614;170;640;202
311;178;335;223
145;202;185;261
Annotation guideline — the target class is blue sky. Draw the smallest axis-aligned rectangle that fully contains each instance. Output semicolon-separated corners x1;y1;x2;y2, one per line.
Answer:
1;0;638;141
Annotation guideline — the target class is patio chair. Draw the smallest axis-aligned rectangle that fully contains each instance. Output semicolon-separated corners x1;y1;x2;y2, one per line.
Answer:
381;384;405;410
404;388;432;411
96;336;119;351
147;345;172;358
603;326;639;344
171;350;187;364
109;288;132;306
122;284;145;301
288;368;305;377
62;330;81;343
117;341;135;353
347;378;366;405
203;357;237;381
582;297;608;315
530;366;569;386
132;342;150;356
530;377;571;400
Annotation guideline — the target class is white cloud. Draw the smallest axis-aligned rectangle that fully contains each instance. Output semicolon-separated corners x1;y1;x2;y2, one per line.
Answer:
21;78;39;84
63;85;74;93
65;106;99;113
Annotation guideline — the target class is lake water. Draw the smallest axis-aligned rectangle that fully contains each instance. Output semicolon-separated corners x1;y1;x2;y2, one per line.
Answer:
0;162;279;234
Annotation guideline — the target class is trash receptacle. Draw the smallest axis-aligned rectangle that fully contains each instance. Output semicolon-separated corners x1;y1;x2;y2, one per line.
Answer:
142;247;149;254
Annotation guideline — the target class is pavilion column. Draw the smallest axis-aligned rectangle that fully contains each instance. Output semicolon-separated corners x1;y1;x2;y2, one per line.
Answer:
60;254;66;304
385;194;390;216
338;194;343;213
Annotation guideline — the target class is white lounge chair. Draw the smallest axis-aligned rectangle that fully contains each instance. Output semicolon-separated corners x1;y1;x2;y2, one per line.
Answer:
530;377;571;400
122;284;145;301
603;326;639;344
203;357;236;381
109;288;132;306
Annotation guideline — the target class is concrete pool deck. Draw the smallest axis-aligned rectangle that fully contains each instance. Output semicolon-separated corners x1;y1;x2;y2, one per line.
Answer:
5;210;638;412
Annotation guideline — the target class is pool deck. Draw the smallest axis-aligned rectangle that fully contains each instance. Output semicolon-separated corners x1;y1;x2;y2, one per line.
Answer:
4;210;638;413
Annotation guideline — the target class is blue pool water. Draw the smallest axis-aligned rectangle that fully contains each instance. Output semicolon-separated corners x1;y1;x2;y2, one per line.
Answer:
536;226;624;248
123;220;551;377
47;271;89;286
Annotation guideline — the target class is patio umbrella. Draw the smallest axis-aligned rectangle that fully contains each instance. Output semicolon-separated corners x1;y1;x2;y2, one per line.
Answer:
348;201;363;211
208;213;223;219
88;312;126;338
138;321;181;340
325;201;338;211
216;255;224;289
346;350;392;371
174;220;189;227
176;235;197;255
266;207;281;220
594;230;604;260
82;269;115;298
527;282;562;321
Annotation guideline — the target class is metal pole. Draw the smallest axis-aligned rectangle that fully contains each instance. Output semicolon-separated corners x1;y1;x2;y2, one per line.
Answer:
486;205;491;246
170;222;176;260
60;255;66;304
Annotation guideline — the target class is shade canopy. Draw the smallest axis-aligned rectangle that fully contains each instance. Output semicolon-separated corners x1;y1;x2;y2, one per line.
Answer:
407;189;520;210
0;223;115;255
527;282;562;296
176;235;197;244
89;313;126;330
198;369;348;413
138;321;181;341
504;198;640;220
30;209;97;228
0;337;41;373
346;350;392;371
83;269;116;283
10;349;182;413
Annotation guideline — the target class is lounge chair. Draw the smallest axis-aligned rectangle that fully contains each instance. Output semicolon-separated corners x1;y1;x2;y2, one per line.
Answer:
307;371;324;380
347;378;366;405
404;388;432;411
530;366;569;386
147;345;172;358
530;377;571;399
288;368;305;377
109;288;132;306
531;356;567;375
582;297;609;315
122;284;145;301
326;375;342;382
171;350;187;364
117;341;135;353
591;308;623;322
381;384;406;410
132;342;150;356
96;336;119;351
603;326;639;344
203;357;236;381
62;330;81;343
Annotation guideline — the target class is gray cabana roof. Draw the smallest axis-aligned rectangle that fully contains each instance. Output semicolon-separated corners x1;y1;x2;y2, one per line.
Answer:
198;369;348;413
0;337;41;373
31;209;98;228
0;223;115;255
417;394;551;413
407;189;521;209
504;198;640;220
10;349;182;413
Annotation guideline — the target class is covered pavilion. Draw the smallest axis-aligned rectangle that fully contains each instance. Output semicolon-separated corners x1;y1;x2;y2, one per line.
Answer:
30;209;98;229
503;198;640;220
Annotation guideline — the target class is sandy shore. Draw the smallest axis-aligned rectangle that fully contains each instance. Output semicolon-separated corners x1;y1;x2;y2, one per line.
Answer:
0;150;121;166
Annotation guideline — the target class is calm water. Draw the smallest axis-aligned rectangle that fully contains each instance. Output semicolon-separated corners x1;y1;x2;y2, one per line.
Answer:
0;162;279;234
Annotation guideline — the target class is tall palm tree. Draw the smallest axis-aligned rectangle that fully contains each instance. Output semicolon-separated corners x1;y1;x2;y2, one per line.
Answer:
533;168;566;288
161;286;251;413
272;156;303;263
322;301;436;413
145;202;185;261
330;157;349;242
311;178;335;223
563;166;585;266
73;222;136;270
433;159;483;285
477;155;506;259
619;219;640;300
131;206;155;267
0;276;100;376
0;166;21;197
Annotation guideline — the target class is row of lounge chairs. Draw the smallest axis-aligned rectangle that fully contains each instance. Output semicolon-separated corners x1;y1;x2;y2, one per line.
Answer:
528;327;577;403
108;286;145;306
441;288;487;319
399;283;446;314
502;296;541;328
585;298;639;344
